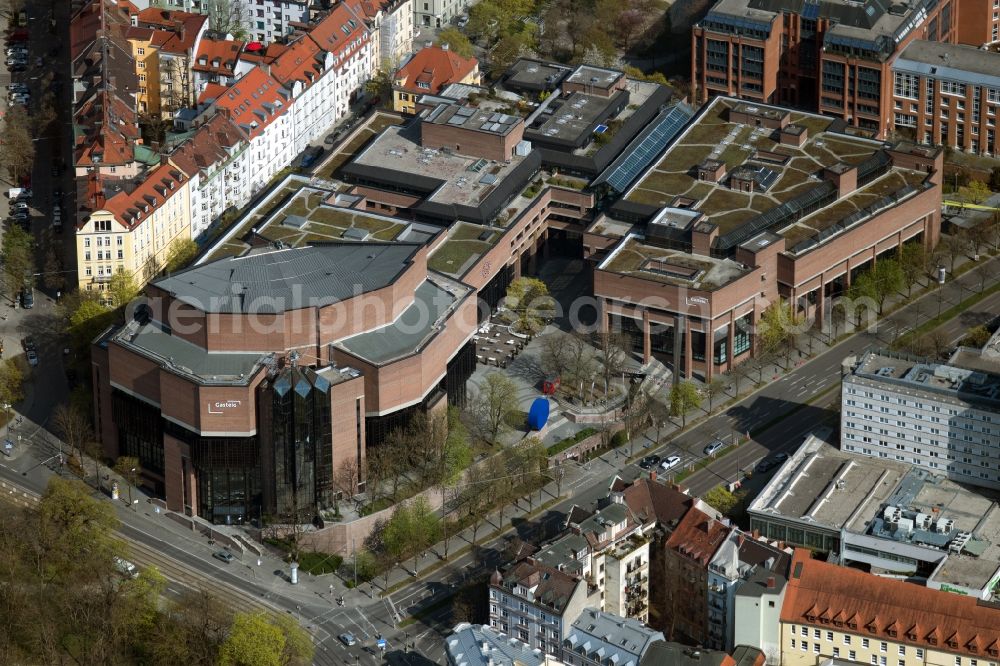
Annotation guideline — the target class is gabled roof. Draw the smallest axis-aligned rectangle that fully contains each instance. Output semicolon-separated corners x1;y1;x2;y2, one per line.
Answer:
98;162;191;230
168;114;245;178
213;67;289;139
306;2;368;59
197;82;229;106
619;477;693;528
193;36;244;75
782;549;1000;658
143;11;208;54
494;558;586;614
665;507;728;566
269;36;323;89
393;45;478;96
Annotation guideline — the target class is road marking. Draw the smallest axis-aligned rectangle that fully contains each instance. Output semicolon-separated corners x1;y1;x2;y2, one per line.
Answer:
354;607;377;637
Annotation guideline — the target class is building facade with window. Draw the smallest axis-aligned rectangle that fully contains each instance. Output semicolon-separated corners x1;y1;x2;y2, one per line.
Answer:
780;549;1000;666
561;609;663;666
392;44;479;114
414;0;469;29
841;350;1000;491
75;161;194;291
891;40;1000;155
691;0;959;138
957;0;1000;46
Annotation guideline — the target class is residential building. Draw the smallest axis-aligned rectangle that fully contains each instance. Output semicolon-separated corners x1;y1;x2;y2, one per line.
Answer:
661;507;729;645
348;0;414;70
414;0;470;28
779;548;1000;666
691;0;959;137
125;25;161;115
733;566;789;662
134;7;209;117
561;609;663;666
446;623;562;666
891;40;1000;155
151;0;309;44
588;97;943;381
392;44;479;114
842;350;1000;490
76;161;193;291
639;642;765;666
210;66;294;195
488;559;601;656
748;433;1000;600
707;531;791;652
91;241;479;522
192;36;244;100
167;113;251;238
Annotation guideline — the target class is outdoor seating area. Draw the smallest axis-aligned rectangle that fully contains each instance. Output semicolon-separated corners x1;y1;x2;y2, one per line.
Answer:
474;317;530;368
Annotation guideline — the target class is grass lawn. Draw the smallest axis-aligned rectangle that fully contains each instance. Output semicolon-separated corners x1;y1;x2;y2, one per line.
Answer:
709;209;754;233
308;207;355;227
452;222;497;242
718;143;752;169
319;130;377;179
296;551;343;575
771;168;812;192
602;247;645;273
636;170;697;196
428;239;490;274
372;226;404;240
661;143;714;169
699;188;752;216
789;114;833;136
351;216;396;234
626;188;675;206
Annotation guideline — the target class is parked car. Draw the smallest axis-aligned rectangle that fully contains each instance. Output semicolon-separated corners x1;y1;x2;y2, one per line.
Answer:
298;146;324;169
12;202;28;213
703;439;724;456
22;336;36;352
25;350;38;366
456;14;469;27
20;288;33;310
7;188;31;200
659;455;682;471
755;458;777;473
212;550;234;564
338;633;358;647
638;454;661;470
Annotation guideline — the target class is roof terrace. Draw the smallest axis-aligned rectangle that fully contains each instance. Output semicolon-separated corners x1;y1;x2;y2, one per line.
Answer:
599;234;751;289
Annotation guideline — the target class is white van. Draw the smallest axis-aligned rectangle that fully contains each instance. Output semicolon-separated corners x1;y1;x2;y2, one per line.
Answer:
113;556;138;579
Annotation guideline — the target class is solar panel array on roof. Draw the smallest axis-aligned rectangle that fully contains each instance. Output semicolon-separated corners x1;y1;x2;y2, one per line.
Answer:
598;103;695;193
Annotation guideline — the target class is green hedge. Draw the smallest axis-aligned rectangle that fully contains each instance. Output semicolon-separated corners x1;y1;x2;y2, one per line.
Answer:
547;427;597;455
610;430;628;448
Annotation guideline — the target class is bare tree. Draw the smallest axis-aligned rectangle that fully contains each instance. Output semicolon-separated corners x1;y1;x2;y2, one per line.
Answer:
52;405;94;471
206;0;250;39
704;377;728;413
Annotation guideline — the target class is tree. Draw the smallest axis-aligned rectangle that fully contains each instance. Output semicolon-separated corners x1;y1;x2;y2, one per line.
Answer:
704;377;728;413
0;104;34;182
758;299;803;368
114;455;142;506
940;234;966;273
42;244;65;292
67;295;114;350
703;486;739;516
351;549;378;584
959;179;991;205
364;68;393;106
539;331;572;382
990;166;1000;191
0;358;24;409
963;325;992;348
164;238;199;274
206;0;250;39
218;611;313;666
899;243;927;297
1;223;33;301
504;277;553;335
668;381;701;428
595;329;631;399
729;361;751;395
471;373;518;443
435;28;475;58
145;589;233;666
108;269;141;308
864;259;905;314
51;404;95;471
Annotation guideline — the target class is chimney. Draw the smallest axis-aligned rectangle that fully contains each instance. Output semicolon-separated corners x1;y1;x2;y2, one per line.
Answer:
752;529;760;539
424;40;433;49
766;576;776;589
649;470;657;482
737;533;745;547
441;42;449;51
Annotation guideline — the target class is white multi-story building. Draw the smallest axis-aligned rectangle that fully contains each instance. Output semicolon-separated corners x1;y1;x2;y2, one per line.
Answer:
153;0;309;44
270;2;372;153
168;113;251;238
348;0;414;70
732;565;788;664
841;350;1000;490
414;0;470;29
706;531;790;653
210;66;293;195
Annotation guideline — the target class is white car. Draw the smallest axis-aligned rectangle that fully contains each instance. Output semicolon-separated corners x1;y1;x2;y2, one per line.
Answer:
659;455;681;471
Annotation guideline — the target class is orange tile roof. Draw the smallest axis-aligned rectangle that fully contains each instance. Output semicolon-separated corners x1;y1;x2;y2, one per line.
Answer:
782;550;1000;659
169;114;245;178
197;82;229;106
665;507;728;566
136;8;207;53
269;36;322;88
306;2;368;59
193;37;244;75
213;67;289;139
102;163;191;230
393;45;478;96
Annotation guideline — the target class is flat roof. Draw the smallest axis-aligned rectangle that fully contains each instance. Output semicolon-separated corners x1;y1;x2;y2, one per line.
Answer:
157;243;421;313
894;40;1000;89
526;90;620;143
625;97;930;252
749;433;909;533
349;123;530;208
848;350;1000;409
114;322;267;385
424;103;522;138
336;277;471;364
598;233;751;289
427;221;502;277
566;64;623;89
504;58;572;90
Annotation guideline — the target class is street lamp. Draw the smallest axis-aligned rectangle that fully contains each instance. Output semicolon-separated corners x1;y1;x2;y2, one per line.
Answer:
128;467;136;509
936;265;946;318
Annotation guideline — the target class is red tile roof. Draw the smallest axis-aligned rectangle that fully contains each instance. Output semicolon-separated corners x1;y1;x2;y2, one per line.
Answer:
193;37;244;75
197;82;229;106
269;36;322;88
306;2;368;59
136;8;207;53
620;477;694;528
169;114;245;179
393;45;478;96
782;549;1000;659
213;67;289;139
665;507;728;566
101;163;191;230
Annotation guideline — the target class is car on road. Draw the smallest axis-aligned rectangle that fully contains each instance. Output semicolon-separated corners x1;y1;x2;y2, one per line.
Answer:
703;439;725;456
297;146;324;169
338;633;358;647
659;455;682;471
772;451;788;463
755;458;777;473
456;14;469;27
638;454;661;469
113;556;139;579
25;350;38;366
212;550;234;563
20;289;33;310
25;335;40;350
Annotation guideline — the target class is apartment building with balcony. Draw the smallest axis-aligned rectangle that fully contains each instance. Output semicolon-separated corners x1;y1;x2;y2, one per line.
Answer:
691;0;959;137
561;609;663;666
192;36;244;99
706;531;791;652
891;40;1000;155
133;7;209;118
347;0;414;69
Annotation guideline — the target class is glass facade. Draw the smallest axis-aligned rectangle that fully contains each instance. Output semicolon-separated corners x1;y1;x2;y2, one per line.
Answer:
112;390;165;480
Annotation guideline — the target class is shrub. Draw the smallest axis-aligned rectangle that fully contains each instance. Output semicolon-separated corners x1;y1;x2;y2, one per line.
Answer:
610;430;628;448
547;427;597;455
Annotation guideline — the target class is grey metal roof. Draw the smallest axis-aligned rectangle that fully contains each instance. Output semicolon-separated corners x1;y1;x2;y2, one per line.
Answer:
119;322;266;384
337;279;460;364
446;623;545;666
154;243;422;313
565;609;664;666
895;40;1000;90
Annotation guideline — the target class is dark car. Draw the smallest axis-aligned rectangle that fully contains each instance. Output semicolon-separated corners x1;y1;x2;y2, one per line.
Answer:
19;289;32;309
22;336;36;352
298;146;324;169
755;458;777;473
638;454;661;469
